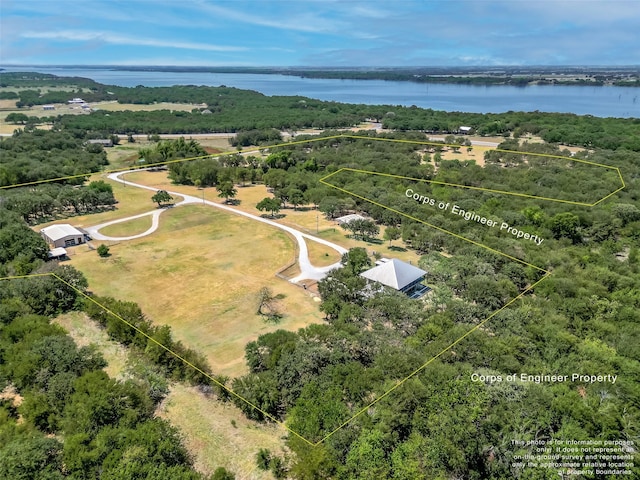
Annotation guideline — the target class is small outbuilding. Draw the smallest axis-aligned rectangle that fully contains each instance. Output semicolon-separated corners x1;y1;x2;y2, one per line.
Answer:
43;105;56;110
87;139;114;147
336;214;367;226
360;258;429;298
47;247;68;260
41;224;86;248
459;126;473;134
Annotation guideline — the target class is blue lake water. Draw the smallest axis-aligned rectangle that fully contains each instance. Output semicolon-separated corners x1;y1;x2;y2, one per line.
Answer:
2;66;639;118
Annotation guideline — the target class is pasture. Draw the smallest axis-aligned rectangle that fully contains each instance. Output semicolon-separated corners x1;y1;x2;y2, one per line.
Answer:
69;204;324;378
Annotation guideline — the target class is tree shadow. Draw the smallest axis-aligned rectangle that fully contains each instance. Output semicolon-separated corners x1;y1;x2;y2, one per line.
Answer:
364;238;383;245
388;245;408;252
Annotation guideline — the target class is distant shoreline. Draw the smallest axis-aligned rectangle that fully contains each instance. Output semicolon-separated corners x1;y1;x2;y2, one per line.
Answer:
2;65;639;87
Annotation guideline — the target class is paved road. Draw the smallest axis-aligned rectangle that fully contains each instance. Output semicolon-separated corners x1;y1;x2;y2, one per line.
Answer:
86;170;347;283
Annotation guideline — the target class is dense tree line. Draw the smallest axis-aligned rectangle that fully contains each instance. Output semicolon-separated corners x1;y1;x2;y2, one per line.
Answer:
0;129;108;187
83;296;217;387
220;134;640;478
1;180;116;224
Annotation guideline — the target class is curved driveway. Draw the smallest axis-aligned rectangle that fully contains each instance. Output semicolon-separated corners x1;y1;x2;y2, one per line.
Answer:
86;170;347;283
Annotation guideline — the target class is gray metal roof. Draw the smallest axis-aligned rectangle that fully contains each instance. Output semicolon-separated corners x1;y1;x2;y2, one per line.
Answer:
360;258;426;290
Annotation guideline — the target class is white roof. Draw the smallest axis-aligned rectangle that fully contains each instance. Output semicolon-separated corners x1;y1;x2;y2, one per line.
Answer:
41;224;83;241
48;247;68;258
360;258;426;290
459;126;472;131
336;214;366;224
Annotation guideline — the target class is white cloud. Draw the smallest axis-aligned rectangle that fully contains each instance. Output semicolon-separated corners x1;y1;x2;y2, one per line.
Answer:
188;1;345;34
21;30;247;52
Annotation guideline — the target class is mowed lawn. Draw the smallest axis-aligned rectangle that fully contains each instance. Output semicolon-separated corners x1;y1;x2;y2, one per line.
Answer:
99;215;153;237
124;170;418;264
69;204;324;378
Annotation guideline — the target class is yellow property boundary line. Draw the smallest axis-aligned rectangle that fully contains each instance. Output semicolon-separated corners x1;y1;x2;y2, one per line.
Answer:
0;134;624;446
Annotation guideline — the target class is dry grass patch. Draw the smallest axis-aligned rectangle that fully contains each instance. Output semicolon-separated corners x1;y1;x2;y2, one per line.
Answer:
0;99;18;108
99;215;153;237
318;227;421;264
306;239;342;267
69;204;324;378
0;123;19;135
53;311;128;379
157;383;282;479
195;137;236;151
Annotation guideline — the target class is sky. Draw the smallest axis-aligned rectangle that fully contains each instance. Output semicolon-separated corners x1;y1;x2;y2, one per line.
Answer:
1;0;639;67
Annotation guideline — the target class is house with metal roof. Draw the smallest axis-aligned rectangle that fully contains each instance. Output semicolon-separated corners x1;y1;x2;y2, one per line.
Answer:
360;258;429;298
40;224;86;248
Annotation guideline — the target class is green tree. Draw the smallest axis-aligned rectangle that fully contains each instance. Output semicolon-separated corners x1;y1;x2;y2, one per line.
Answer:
384;226;401;244
288;188;305;210
344;429;390;480
341;247;371;275
318;196;340;219
97;244;110;257
612;203;640;226
549;212;580;242
216;182;237;203
151;190;173;207
256;197;281;218
5;112;30;124
0;435;65;480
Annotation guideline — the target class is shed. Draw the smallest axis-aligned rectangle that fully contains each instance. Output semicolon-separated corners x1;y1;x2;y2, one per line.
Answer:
336;214;367;225
87;139;114;147
47;247;68;259
43;105;55;110
41;224;86;248
459;126;472;134
360;258;429;298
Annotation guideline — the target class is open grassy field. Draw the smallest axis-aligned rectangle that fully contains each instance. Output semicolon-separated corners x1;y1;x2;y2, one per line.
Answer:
0;100;204;133
437;145;487;165
306;239;342;266
105;144;143;170
124;170;421;264
99;214;153;237
158;383;281;479
53;311;128;379
68;204;324;378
